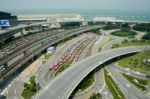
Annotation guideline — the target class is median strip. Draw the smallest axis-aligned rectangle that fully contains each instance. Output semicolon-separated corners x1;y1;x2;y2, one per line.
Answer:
122;73;150;92
104;68;125;99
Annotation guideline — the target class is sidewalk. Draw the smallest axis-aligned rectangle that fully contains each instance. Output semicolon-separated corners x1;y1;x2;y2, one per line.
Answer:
1;56;43;99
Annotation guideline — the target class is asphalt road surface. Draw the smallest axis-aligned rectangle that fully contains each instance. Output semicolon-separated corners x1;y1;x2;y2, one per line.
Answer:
107;65;150;99
33;46;150;99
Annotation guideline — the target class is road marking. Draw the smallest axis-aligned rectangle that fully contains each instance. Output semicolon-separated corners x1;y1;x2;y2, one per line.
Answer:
99;61;102;64
126;84;131;88
14;96;18;99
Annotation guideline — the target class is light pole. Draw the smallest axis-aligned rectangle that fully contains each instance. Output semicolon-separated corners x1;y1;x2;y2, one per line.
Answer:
36;83;40;92
0;66;5;82
120;23;122;29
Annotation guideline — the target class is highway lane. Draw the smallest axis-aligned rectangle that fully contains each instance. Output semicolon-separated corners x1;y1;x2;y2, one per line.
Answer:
112;63;150;80
0;25;26;35
0;25;105;91
0;25;104;80
99;34;128;99
5;34;91;99
73;35;110;99
101;29;120;36
73;34;98;62
107;65;150;99
132;30;146;40
33;46;150;99
36;34;95;87
0;21;78;35
101;38;124;52
0;25;104;66
0;21;88;35
0;19;149;35
102;33;150;99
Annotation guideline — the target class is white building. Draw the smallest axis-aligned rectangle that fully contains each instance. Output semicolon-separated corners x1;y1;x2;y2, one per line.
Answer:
47;46;55;54
93;17;116;21
93;17;124;22
49;23;61;29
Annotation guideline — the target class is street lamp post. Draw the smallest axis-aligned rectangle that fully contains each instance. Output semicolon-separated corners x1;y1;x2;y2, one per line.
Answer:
36;83;40;92
0;66;5;83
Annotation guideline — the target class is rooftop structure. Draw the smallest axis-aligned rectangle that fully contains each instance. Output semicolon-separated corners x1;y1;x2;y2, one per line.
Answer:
0;11;18;28
18;14;85;22
93;17;124;22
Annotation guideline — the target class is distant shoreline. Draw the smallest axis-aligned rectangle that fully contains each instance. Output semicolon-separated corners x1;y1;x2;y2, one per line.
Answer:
3;9;150;21
18;14;150;22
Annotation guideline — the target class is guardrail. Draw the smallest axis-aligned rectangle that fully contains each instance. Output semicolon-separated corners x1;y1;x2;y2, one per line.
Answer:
33;46;150;99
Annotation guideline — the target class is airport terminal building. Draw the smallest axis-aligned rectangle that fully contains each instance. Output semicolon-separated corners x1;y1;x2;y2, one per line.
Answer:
0;11;18;29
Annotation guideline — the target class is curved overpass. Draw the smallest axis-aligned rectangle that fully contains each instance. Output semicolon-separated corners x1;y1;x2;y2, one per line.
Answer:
33;46;150;99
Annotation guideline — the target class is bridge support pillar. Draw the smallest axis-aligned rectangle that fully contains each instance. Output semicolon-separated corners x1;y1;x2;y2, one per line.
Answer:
0;77;3;84
21;28;27;37
81;21;88;27
0;38;5;44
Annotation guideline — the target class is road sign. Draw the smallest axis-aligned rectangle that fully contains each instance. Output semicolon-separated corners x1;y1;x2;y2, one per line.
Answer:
0;66;5;72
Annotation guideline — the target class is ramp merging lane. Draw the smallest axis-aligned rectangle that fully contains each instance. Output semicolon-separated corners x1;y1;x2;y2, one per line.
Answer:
33;46;150;99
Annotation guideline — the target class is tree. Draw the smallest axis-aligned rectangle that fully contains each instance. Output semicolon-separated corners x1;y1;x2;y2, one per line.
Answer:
122;39;128;44
89;93;102;99
142;32;150;40
133;23;150;32
121;23;129;28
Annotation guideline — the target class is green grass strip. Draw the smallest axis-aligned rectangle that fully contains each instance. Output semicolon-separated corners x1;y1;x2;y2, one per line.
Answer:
104;68;126;99
122;73;150;92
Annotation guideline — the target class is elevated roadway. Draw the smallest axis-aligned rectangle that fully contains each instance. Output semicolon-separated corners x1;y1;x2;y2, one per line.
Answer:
101;36;150;99
0;25;103;66
0;25;104;82
0;20;149;40
33;46;150;99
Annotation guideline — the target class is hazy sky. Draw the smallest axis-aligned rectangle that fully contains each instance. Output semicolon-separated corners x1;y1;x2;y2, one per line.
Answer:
0;0;150;14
